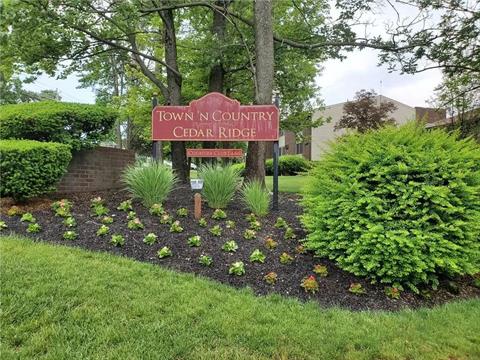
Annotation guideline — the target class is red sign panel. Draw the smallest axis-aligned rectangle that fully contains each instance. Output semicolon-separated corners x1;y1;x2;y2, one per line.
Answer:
152;92;279;141
186;148;243;158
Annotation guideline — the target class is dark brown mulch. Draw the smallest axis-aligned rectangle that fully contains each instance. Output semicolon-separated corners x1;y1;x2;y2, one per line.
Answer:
1;187;478;311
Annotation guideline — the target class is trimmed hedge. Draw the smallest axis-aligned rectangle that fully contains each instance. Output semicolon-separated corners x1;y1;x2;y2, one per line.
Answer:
230;155;312;177
302;123;480;290
266;155;312;175
0;101;117;150
0;140;72;201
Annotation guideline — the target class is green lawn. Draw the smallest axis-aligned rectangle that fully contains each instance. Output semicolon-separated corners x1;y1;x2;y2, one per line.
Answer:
266;175;307;193
2;236;479;360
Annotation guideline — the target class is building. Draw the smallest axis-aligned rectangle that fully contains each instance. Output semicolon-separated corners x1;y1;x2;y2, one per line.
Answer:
278;95;446;161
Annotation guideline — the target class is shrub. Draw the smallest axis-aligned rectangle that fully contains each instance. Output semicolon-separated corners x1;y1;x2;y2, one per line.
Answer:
0;101;117;150
241;180;270;217
122;161;177;208
265;155;312;176
229;155;312;177
302;123;480;290
198;163;240;208
0;140;71;201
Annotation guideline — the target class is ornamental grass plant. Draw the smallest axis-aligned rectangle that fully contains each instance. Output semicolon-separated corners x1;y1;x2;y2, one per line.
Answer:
241;180;270;216
198;163;241;208
122;161;177;208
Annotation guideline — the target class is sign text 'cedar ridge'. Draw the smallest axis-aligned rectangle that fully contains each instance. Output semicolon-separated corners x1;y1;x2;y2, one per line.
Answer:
152;92;279;141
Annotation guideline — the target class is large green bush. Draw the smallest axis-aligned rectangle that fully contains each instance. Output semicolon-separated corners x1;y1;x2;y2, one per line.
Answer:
266;155;312;175
0;140;72;201
302;123;480;290
230;155;312;177
0;101;117;150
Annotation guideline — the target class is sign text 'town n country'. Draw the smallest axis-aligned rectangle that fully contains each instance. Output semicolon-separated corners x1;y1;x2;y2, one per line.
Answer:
152;92;279;141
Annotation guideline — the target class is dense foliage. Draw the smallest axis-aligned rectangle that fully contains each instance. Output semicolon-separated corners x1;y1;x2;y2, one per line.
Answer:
198;164;241;209
0;101;117;150
0;140;71;201
302;123;480;290
122;161;177;208
231;155;312;177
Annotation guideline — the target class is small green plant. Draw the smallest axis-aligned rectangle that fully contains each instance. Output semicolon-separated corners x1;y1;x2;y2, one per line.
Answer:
63;217;76;228
243;229;256;240
385;286;402;299
92;204;109;217
157;246;172;258
188;235;201;247
26;223;41;233
20;212;36;223
127;211;137;220
249;249;266;263
284;227;296;240
279;252;294;264
472;277;480;289
7;206;22;216
222;240;238;253
295;244;306;254
229;261;245;276
199;255;213;266
63;230;77;241
198;217;207;227
225;220;236;229
51;199;72;217
149;203;164;216
264;236;278;249
160;213;172;224
101;216;114;225
110;234;125;247
274;217;288;229
96;225;109;236
198;163;241;209
122;161;177;208
128;218;144;230
117;199;133;212
313;264;328;277
245;213;256;223
143;233;158;245
249;220;261;231
169;220;183;233
263;272;278;285
349;283;366;295
301;275;319;293
0;221;7;230
209;225;222;236
90;196;104;207
212;209;227;220
241;180;270;216
176;207;188;217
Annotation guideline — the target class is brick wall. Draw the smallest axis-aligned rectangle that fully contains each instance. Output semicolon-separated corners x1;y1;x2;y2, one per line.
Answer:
56;147;135;193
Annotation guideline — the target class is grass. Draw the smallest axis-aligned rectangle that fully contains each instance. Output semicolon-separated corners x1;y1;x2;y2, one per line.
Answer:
266;175;308;193
1;235;479;359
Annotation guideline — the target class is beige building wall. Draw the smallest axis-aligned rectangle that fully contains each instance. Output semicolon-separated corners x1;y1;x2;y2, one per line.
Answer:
310;96;416;160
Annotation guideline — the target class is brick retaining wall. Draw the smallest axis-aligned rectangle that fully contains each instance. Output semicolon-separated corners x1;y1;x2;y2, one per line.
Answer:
56;147;135;193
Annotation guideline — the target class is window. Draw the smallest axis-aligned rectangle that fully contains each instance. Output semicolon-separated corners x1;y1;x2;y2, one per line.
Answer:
296;143;304;154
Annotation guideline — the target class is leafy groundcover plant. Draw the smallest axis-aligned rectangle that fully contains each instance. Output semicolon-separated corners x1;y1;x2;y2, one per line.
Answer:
122;161;177;208
302;122;480;291
198;164;240;209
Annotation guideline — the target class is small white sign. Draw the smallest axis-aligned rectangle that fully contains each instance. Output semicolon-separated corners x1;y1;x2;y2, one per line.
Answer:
190;179;204;190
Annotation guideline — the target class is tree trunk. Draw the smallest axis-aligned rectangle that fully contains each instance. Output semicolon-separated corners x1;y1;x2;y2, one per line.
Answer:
244;0;274;184
161;9;189;183
203;1;228;163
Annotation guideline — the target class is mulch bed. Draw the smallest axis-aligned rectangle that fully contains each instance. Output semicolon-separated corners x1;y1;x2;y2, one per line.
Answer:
1;187;479;311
